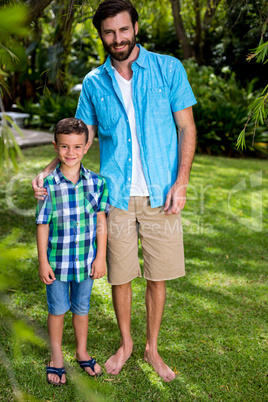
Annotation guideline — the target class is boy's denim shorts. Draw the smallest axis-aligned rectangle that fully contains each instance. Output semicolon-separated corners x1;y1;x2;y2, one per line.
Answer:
46;276;94;316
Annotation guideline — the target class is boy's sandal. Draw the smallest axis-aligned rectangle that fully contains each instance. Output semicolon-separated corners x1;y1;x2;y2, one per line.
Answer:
77;358;102;377
46;362;66;386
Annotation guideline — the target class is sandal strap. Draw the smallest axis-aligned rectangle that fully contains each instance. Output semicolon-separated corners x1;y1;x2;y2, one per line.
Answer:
78;359;97;372
46;366;66;379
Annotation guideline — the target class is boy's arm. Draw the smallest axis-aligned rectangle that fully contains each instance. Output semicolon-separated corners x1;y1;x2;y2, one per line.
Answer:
90;211;107;280
36;224;56;284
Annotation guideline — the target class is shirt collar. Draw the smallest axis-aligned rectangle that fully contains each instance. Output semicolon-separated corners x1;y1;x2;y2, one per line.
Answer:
53;163;90;184
133;44;147;68
103;44;147;74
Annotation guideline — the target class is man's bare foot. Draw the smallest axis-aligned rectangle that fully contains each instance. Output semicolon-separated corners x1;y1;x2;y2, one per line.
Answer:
144;350;175;382
105;342;133;375
75;352;102;376
47;360;66;385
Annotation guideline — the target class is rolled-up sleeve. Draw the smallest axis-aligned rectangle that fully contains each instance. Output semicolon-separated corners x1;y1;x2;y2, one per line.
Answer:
75;76;98;126
98;179;110;214
169;59;197;112
36;185;52;224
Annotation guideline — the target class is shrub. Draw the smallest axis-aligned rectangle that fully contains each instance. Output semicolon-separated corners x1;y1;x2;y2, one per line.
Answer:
16;92;79;132
184;60;267;157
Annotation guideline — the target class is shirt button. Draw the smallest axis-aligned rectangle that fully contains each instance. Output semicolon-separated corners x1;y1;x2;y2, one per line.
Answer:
75;258;77;261
159;89;162;92
129;158;131;162
76;222;79;226
128;178;131;181
75;241;78;244
128;139;131;142
75;205;78;208
101;98;104;101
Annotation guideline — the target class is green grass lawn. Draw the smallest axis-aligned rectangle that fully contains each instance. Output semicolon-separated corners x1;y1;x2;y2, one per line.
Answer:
0;141;267;401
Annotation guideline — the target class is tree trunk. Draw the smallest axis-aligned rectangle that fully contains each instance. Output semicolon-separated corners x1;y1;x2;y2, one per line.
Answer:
25;0;53;22
193;0;204;64
169;0;195;59
52;0;76;91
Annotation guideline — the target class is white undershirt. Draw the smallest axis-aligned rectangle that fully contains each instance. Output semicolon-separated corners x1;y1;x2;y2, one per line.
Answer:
113;67;149;196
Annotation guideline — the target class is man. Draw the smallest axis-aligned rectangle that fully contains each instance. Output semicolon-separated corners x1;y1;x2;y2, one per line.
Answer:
33;0;196;382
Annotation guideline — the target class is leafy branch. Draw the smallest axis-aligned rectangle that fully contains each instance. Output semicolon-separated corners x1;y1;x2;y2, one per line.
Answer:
237;20;268;150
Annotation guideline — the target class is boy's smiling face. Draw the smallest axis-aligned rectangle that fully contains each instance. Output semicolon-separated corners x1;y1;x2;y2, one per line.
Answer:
53;133;89;169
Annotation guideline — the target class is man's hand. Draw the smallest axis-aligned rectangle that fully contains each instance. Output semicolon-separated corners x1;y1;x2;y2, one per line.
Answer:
31;172;49;200
90;256;107;279
164;182;187;215
31;157;60;200
39;261;56;284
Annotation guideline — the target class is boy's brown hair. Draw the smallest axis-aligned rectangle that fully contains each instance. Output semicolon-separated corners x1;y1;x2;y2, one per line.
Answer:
54;118;89;143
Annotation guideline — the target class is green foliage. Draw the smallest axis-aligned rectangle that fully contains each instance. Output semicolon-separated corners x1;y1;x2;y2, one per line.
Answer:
251;39;268;64
0;3;28;173
237;21;268;151
184;59;268;156
16;92;80;132
0;4;28;95
0;114;24;173
249;84;268;126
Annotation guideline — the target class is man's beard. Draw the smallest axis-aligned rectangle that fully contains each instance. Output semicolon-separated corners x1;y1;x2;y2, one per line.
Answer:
102;33;136;62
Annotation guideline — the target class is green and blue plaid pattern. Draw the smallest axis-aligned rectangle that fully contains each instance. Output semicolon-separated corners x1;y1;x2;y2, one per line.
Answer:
36;164;110;283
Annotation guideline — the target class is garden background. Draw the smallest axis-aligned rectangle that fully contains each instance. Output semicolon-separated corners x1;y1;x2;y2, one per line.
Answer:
0;0;267;401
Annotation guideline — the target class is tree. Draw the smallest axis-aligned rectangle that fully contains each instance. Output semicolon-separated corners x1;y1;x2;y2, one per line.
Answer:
169;0;223;64
25;0;53;21
2;0;84;107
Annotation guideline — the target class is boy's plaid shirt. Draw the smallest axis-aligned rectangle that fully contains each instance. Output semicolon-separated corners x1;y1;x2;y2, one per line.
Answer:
36;164;110;283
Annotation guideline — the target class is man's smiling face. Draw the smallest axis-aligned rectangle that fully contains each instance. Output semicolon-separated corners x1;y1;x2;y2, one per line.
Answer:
100;11;138;62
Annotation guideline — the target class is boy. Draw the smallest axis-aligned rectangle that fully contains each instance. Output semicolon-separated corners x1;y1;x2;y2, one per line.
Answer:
36;118;109;385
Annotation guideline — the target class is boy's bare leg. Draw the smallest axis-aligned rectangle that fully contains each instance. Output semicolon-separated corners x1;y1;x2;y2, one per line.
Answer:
144;280;175;382
105;282;133;374
73;313;102;375
47;313;66;384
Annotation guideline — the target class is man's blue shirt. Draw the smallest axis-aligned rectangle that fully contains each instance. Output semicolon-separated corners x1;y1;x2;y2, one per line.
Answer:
75;45;196;210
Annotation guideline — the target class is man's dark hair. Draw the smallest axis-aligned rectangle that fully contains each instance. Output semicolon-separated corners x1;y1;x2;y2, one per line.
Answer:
54;118;89;143
93;0;139;33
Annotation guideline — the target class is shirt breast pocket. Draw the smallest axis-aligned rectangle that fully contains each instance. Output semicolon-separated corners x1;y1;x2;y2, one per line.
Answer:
93;94;119;130
148;86;171;118
85;192;99;215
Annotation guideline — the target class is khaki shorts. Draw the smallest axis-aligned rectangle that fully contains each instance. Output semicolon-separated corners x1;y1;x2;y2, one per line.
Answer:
107;197;185;285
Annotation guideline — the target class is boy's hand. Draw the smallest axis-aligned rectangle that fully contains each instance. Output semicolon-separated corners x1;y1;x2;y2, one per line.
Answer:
90;257;107;279
39;261;56;284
